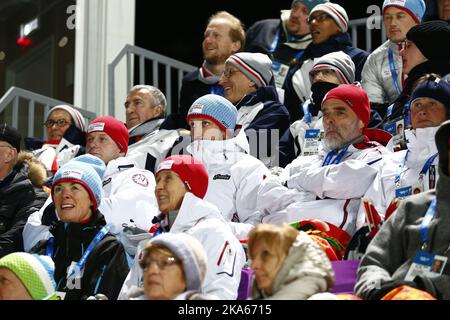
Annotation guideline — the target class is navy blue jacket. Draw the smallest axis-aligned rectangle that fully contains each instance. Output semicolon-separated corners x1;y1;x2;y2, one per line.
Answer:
237;86;291;167
283;32;369;122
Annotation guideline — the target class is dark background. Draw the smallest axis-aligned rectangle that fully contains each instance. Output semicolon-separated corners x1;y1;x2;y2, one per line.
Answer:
135;0;383;67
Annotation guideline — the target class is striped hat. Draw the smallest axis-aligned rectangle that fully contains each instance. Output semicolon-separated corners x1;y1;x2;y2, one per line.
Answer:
47;105;86;132
383;0;426;24
309;51;355;84
0;253;57;300
225;52;273;88
310;2;349;32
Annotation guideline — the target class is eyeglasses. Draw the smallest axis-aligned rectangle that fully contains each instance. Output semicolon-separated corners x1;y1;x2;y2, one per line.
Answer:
143;255;180;271
222;68;240;79
44;119;71;128
307;13;331;24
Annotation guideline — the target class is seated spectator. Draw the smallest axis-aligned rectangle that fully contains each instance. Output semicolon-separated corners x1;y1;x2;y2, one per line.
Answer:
288;51;355;159
220;52;291;168
362;0;426;115
119;155;246;300
257;85;392;236
26;105;86;178
0;252;57;300
179;11;245;119
362;74;450;226
125;85;167;145
23;117;159;255
245;0;329;88
186;94;270;239
248;224;334;299
0;124;47;258
385;20;450;146
31;155;129;300
354;119;450;300
282;2;369;122
131;233;210;300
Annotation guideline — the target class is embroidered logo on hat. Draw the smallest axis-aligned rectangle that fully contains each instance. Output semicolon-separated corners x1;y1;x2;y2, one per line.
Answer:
88;122;106;133
190;104;204;114
61;170;83;180
158;160;174;171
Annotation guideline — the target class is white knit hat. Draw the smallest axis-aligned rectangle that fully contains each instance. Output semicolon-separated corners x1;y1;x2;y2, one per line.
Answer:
309;51;355;84
143;233;208;292
0;253;57;300
310;3;349;32
225;52;273;88
47;105;86;132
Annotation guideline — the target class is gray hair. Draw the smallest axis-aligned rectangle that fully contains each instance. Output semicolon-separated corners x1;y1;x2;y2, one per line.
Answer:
129;85;167;116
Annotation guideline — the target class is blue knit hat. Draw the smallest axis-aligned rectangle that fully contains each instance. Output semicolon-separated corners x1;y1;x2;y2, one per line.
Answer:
187;94;238;131
382;0;426;24
292;0;329;12
411;74;450;112
51;154;106;211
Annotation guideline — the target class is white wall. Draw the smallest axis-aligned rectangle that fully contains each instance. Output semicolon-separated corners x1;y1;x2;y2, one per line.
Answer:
74;0;135;122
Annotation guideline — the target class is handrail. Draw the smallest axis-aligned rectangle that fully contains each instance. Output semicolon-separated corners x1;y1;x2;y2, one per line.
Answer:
0;86;96;139
108;44;197;116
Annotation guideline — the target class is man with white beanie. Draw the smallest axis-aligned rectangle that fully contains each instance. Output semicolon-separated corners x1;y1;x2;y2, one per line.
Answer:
362;0;426;116
282;2;369;122
219;52;291;168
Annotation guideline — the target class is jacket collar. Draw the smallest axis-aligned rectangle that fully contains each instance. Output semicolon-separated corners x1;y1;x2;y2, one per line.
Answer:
405;127;439;166
304;32;353;59
103;156;137;181
169;193;225;233
235;86;279;109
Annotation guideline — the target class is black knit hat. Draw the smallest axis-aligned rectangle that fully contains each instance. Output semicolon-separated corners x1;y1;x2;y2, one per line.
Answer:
0;123;21;152
407;20;450;60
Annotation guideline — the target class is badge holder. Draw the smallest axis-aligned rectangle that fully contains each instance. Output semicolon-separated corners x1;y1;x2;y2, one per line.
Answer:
301;129;321;156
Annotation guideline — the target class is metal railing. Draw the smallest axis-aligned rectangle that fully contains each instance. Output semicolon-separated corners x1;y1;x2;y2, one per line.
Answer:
348;15;387;53
0;86;96;140
108;44;197;117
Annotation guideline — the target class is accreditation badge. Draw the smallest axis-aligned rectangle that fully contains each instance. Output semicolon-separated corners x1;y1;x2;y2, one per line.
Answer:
301;129;321;156
272;61;289;89
405;252;448;281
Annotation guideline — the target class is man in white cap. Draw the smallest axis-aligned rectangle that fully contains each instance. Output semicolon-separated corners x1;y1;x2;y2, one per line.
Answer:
362;0;426;115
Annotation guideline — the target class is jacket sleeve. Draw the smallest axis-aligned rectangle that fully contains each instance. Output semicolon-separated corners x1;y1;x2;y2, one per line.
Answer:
100;169;159;234
22;196;54;252
235;162;270;226
354;201;408;299
286;159;379;199
190;225;246;300
0;187;48;257
361;53;386;105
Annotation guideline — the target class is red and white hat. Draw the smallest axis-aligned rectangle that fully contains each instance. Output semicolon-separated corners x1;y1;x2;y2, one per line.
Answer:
310;2;349;32
322;84;370;128
87;116;129;155
156;155;209;199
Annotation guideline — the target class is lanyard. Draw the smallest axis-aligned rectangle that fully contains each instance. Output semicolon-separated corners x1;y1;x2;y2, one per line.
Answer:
302;100;312;125
270;29;281;53
395;152;438;187
67;224;111;280
420;197;437;247
294;50;305;62
45;237;55;257
388;48;402;95
322;145;349;167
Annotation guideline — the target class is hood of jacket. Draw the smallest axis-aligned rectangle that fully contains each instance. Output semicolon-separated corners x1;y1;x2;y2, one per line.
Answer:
186;131;250;166
405;127;439;167
170;192;226;233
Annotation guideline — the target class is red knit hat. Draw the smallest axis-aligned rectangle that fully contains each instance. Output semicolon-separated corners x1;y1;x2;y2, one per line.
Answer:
156;155;209;199
87;116;129;155
322;84;371;128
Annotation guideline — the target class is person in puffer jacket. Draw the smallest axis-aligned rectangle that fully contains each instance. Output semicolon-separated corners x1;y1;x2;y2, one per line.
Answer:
249;223;334;300
354;119;450;300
